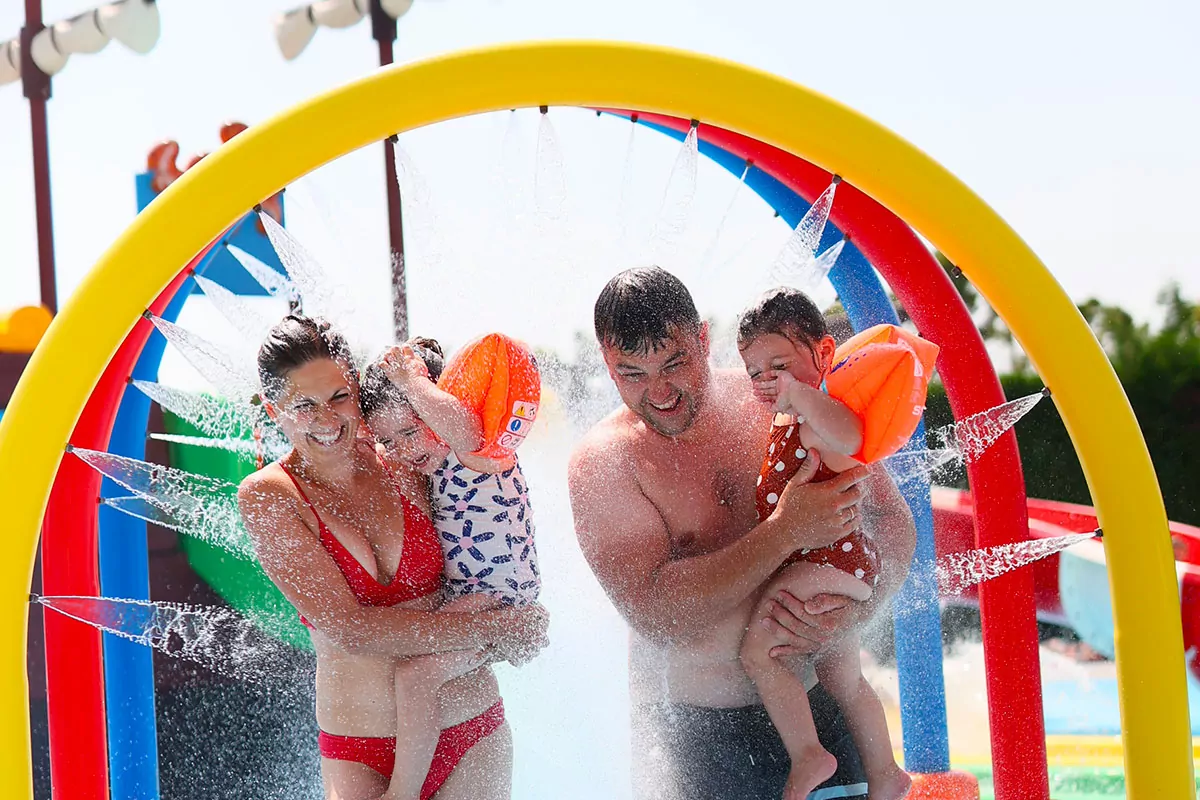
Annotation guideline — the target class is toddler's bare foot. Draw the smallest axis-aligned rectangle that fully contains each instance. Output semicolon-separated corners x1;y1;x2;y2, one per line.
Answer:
868;763;912;800
783;746;838;800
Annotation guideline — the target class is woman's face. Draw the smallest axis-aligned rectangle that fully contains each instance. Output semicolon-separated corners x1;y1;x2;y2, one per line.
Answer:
267;358;361;460
369;401;451;476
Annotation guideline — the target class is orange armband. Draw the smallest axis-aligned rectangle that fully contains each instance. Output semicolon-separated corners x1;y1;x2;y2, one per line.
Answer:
823;324;939;463
438;333;541;460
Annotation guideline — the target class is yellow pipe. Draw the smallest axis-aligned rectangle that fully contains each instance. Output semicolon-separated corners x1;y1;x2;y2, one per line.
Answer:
0;41;1189;798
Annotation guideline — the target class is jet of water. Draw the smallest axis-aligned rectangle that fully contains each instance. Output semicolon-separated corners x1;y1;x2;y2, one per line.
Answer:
935;531;1098;596
936;389;1049;464
149;431;289;465
72;447;250;557
698;160;752;276
647;122;700;263
534;109;568;228
258;210;364;353
768;177;840;291
132;380;256;441
226;244;298;301
148;314;261;403
103;495;254;558
193;273;275;344
34;595;311;684
613;116;639;261
881;445;962;489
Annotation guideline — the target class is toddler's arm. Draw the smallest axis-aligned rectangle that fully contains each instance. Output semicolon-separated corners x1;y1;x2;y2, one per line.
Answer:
379;344;484;455
777;370;863;456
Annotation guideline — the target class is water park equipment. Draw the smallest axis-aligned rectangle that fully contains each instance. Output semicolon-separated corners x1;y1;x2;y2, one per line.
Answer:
0;41;1192;800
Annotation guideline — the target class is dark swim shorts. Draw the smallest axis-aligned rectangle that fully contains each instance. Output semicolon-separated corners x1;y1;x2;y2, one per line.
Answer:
631;683;868;800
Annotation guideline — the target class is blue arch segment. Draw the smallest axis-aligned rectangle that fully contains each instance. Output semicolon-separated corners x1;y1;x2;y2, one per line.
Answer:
98;175;286;799
636;118;951;773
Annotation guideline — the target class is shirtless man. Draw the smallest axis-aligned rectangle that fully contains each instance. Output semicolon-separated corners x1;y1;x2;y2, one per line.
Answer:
568;268;916;799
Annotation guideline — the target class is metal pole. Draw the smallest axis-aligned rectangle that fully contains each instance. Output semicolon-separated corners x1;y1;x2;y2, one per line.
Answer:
371;0;407;342
21;0;57;314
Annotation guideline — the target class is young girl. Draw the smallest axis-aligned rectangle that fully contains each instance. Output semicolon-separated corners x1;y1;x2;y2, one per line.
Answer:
737;287;935;800
358;333;542;800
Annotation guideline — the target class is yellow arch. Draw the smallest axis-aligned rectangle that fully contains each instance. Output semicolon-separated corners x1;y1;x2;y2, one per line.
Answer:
0;41;1189;798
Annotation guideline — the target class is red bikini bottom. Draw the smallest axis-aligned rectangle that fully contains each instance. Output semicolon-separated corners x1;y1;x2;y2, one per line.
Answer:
318;699;505;799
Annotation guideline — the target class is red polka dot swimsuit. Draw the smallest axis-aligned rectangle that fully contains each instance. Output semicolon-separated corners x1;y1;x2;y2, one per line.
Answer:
756;420;881;587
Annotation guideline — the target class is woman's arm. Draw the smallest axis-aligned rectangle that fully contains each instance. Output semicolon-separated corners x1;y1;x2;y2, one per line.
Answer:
237;472;545;658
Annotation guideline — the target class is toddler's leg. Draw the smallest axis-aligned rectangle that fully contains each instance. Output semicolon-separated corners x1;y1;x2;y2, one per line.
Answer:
382;594;499;800
741;562;868;800
815;635;910;800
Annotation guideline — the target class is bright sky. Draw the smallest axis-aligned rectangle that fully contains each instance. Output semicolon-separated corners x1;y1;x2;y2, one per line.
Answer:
1;0;1197;368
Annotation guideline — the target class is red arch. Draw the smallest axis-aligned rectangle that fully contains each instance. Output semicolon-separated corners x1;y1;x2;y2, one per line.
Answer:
40;245;215;799
628;112;1047;800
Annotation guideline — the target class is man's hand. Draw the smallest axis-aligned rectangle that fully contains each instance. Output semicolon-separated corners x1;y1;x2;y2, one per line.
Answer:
492;603;550;667
770;449;868;551
758;590;855;658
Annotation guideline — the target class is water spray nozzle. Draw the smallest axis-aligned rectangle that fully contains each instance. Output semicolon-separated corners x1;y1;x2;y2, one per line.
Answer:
831;174;843;185
64;443;75;454
539;105;548;114
1093;528;1104;541
689;118;700;129
253;203;264;214
140;309;153;321
1041;386;1052;398
29;592;40;603
950;265;964;279
630;113;639;123
387;134;398;144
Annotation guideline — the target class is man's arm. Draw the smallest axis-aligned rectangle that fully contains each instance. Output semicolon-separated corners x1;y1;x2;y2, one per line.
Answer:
761;464;916;655
568;435;865;643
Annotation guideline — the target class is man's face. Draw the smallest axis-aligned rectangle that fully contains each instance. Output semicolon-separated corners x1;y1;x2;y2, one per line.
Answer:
601;323;711;437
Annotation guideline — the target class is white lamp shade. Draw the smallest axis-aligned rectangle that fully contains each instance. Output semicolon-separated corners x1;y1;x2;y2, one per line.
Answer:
98;0;161;55
380;0;414;20
53;12;111;55
310;0;368;29
30;29;69;76
274;8;318;61
0;40;20;86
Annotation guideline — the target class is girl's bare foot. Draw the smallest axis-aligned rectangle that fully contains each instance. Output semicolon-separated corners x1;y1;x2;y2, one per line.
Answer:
868;763;912;800
783;746;838;800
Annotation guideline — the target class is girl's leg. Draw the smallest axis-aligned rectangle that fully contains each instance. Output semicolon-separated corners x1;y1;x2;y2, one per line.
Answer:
815;635;910;800
740;562;873;800
383;594;499;800
429;721;513;800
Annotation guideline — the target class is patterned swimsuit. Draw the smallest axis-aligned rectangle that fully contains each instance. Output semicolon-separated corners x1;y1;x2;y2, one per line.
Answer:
432;451;541;605
756;420;880;586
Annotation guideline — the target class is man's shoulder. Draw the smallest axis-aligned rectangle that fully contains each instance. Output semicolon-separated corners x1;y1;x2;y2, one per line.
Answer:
570;407;640;471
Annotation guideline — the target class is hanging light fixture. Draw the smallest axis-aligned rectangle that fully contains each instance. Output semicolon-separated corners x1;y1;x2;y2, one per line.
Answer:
20;0;160;77
274;0;415;60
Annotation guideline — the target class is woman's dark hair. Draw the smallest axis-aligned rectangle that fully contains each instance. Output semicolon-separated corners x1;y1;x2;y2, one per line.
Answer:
257;315;355;402
594;266;701;354
736;287;828;352
359;336;444;419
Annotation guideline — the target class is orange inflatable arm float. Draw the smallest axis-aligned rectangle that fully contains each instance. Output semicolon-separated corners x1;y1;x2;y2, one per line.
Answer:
823;324;939;463
438;333;541;460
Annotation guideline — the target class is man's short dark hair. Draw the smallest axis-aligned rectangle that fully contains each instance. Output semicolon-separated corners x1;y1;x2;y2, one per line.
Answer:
594;267;701;353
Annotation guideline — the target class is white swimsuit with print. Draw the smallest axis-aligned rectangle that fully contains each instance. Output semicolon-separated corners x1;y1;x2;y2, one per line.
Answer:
431;451;540;606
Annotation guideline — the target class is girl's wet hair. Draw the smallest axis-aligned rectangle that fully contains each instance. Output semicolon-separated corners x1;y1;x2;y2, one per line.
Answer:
359;336;444;419
257;315;355;402
736;286;829;352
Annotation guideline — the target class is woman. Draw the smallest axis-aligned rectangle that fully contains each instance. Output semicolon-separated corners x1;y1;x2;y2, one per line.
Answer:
237;316;548;800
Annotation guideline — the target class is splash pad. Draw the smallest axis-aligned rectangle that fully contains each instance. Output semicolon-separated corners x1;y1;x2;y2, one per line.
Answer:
0;41;1191;799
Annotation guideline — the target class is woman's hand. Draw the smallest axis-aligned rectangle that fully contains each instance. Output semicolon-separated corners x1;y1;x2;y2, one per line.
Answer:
380;344;429;390
492;603;550;666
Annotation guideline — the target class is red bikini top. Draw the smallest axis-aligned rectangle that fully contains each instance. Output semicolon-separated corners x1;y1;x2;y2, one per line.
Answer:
279;463;443;626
